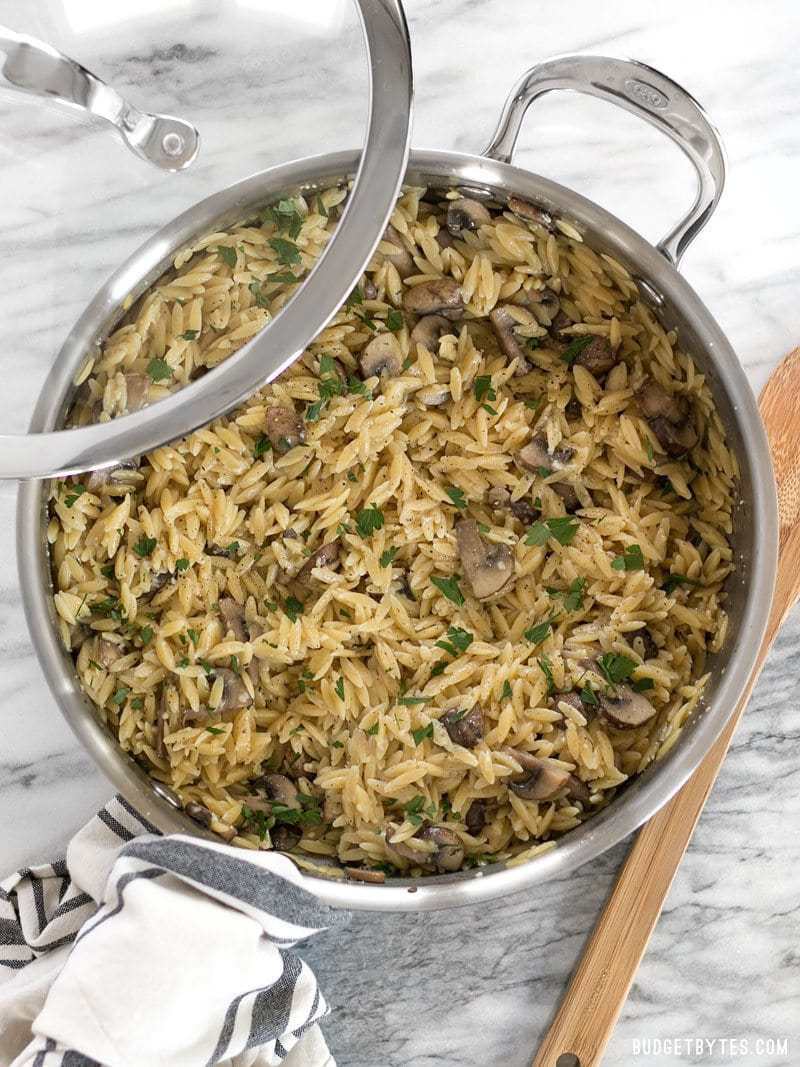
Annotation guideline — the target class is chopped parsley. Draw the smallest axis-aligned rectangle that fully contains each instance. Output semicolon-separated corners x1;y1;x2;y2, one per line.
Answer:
254;436;271;458
597;653;636;686
563;577;587;611
435;626;474;657
380;546;398;567
147;357;172;383
176;656;189;668
580;684;599;706
645;439;655;463
283;596;304;623
216;245;238;269
537;465;552;477
404;795;437;827
131;698;144;710
431;574;465;606
365;722;380;736
524;619;554;645
355;504;384;539
612;544;646;572
445;485;468;510
430;661;447;677
111;687;129;706
180;329;199;341
561;335;594;365
411;722;434;744
399;696;427;707
64;483;86;508
524;516;580;547
269;237;301;266
100;563;115;579
133;535;157;558
501;680;513;700
632;677;655;692
386;309;404;332
473;376;496;403
206;725;225;735
229;655;240;675
345;286;363;308
140;626;154;646
175;558;190;572
662;573;699;595
538;655;555;694
335;676;345;700
198;658;215;675
248;281;271;308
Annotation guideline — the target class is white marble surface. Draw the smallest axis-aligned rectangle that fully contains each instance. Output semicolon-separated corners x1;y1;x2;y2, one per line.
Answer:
1;1;799;1064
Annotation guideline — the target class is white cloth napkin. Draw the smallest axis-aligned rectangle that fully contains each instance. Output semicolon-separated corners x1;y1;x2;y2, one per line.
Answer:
0;797;349;1067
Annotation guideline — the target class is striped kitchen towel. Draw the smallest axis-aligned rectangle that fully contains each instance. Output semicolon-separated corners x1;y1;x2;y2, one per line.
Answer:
0;797;349;1067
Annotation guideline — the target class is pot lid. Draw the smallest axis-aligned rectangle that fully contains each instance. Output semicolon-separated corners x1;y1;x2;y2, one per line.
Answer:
0;0;412;479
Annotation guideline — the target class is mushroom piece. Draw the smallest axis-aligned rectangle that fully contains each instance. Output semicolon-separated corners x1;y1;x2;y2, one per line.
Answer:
87;460;141;492
572;336;616;376
185;801;213;828
633;628;659;661
260;773;301;809
598;685;658;729
124;373;150;413
68;623;91;650
435;226;456;251
489;305;538;365
551;309;574;336
634;377;698;457
486;486;511;509
346;866;386;884
464;799;487;834
446;197;492;236
359;332;403;379
507;196;554;230
510;498;540;525
215;668;251;712
505;749;589;803
440;706;484;748
555;691;587;717
402;278;464;320
418;826;464;872
410;314;451;351
95;637;125;668
271;824;301;851
219;597;247;642
265;406;306;454
416;383;451;407
148;570;172;594
382;224;415;279
295;539;341;584
517;435;574;474
455;519;515;600
362;278;378;301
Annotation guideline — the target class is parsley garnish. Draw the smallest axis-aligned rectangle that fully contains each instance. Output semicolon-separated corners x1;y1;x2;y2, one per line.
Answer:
175;558;190;572
524;516;579;547
580;684;599;706
133;535;157;558
662;573;699;595
597;653;636;686
435;626;474;657
380;546;398;567
404;795;437;826
131;697;144;710
335;676;345;700
140;626;154;646
563;577;587;611
473;376;496;403
355;504;384;538
445;485;468;510
411;722;434;744
524;619;554;645
632;677;655;692
147;357;172;383
345;286;363;308
100;563;115;579
111;687;129;706
538;655;555;693
64;484;86;508
283;596;304;623
645;439;655;463
269;237;301;266
206;725;225;735
400;696;427;706
386;309;404;332
254;436;271;458
561;335;594;365
612;544;646;572
249;281;271;308
502;680;513;700
198;658;215;675
180;329;199;341
431;574;465;606
216;245;237;268
365;722;380;736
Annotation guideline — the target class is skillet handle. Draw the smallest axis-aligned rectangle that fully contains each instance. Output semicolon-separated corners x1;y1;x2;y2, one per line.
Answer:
0;25;199;171
483;54;726;267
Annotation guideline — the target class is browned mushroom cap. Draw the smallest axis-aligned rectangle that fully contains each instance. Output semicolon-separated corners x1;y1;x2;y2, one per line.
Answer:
507;196;554;230
551;309;574;336
598;685;657;728
402;278;464;320
125;373;150;413
271;824;301;851
505;748;588;803
464;799;487;834
410;314;451;351
634;378;698;457
441;706;484;748
87;460;141;492
486;486;511;509
416;383;451;407
446;197;492;236
418;826;464;871
261;773;301;809
359;332;403;378
295;539;341;584
572;336;616;376
510;498;540;524
486;486;539;525
435;226;456;251
554;483;581;514
219;597;247;642
215;668;251;711
517;435;574;473
489;305;538;364
382;224;415;279
95;637;125;668
185;801;213;828
455;519;515;600
265;406;306;453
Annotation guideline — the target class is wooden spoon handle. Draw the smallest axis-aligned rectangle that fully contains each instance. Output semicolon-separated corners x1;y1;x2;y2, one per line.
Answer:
531;348;800;1067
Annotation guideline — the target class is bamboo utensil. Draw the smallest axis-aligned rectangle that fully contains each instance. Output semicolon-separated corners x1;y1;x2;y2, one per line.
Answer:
532;348;800;1067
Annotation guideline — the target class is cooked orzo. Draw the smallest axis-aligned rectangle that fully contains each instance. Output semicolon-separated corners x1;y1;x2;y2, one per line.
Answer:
49;182;737;878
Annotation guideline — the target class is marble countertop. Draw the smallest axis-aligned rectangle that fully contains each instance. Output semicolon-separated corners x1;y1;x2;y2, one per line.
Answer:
1;1;798;1063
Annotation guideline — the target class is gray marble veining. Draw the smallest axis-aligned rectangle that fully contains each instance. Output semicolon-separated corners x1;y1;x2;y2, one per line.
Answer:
0;1;799;1064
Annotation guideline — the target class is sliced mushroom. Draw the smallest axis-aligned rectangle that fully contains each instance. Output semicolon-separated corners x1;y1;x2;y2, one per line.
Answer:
510;498;540;525
486;486;539;526
87;460;141;492
505;749;588;803
440;706;483;748
219;597;247;642
362;278;378;300
435;226;456;251
486;486;511;509
554;483;581;513
185;801;213;828
402;278;464;320
295;539;340;584
382;224;415;279
215;668;251;711
489;305;538;365
418;826;464;872
598;685;657;729
68;623;91;650
410;314;451;351
124;373;150;413
507;196;554;230
517;435;574;473
572;336;616;376
455;519;515;600
260;773;300;809
265;406;306;454
635;377;698;457
648;416;698;457
148;570;172;594
359;332;403;379
271;824;301;851
551;309;574;336
95;637;125;668
446;197;492;236
416;383;451;407
464;799;487;834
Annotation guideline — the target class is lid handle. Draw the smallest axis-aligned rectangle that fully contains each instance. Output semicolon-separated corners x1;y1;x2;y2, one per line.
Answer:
0;25;199;171
483;54;726;267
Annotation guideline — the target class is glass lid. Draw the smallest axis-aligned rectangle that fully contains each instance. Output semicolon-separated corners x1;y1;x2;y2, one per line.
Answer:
0;0;412;478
